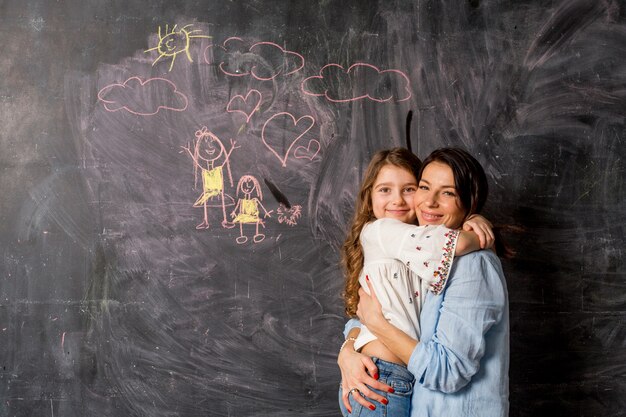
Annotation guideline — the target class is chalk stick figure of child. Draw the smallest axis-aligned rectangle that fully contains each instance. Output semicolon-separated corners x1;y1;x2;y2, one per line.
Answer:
230;175;272;244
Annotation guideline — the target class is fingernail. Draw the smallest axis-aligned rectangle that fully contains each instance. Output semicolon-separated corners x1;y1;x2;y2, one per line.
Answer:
373;373;379;380
369;405;376;411
366;275;370;281
347;408;352;414
388;387;395;393
381;398;389;405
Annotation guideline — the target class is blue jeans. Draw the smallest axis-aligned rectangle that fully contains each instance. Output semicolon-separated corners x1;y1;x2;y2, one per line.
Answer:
338;357;414;417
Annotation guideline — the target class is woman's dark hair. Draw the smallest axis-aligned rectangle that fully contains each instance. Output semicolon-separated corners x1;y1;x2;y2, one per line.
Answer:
419;147;513;258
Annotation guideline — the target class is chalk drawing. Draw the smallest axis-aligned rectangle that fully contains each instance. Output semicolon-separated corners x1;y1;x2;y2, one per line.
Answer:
231;175;273;244
181;127;239;230
226;89;262;123
97;77;188;116
145;24;211;72
301;63;412;103
205;38;305;80
261;112;316;167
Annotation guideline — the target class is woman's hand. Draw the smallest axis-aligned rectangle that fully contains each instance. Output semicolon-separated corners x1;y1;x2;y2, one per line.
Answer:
463;214;495;249
338;342;392;412
356;277;387;333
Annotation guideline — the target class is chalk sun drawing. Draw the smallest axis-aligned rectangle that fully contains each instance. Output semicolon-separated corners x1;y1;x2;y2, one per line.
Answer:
230;175;273;244
97;77;188;116
301;62;412;103
226;89;262;123
145;24;211;72
205;37;305;80
180;127;239;230
261;112;315;167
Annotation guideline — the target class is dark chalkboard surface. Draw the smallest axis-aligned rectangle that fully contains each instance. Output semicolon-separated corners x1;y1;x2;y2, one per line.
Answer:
1;0;625;416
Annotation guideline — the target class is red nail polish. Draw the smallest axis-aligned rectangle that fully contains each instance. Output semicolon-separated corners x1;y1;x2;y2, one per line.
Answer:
373;373;379;380
381;398;389;405
347;408;352;414
366;275;369;281
388;387;395;393
369;405;376;411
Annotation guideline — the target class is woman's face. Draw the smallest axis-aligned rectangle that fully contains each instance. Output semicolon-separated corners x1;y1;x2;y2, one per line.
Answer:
371;164;418;224
414;161;466;229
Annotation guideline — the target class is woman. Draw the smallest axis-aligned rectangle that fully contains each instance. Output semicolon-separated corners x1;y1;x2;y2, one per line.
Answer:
338;148;510;416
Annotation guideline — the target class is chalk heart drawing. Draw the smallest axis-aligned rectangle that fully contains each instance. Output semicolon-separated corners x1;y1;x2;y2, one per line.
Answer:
261;112;315;167
226;90;262;123
293;139;320;161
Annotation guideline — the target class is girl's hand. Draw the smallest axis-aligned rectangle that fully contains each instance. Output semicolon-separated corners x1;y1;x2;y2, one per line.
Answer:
463;214;495;249
338;343;392;412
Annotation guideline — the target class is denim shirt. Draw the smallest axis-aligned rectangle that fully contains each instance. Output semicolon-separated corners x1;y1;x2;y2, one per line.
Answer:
345;250;509;417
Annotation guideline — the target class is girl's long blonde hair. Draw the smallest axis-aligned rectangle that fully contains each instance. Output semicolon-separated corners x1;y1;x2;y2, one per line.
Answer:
342;148;422;317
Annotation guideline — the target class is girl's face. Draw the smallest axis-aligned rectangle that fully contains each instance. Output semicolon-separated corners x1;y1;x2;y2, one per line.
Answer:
414;161;466;229
371;164;418;224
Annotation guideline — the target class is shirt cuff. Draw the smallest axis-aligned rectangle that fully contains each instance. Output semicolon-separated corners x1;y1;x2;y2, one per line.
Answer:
343;318;361;338
407;341;428;381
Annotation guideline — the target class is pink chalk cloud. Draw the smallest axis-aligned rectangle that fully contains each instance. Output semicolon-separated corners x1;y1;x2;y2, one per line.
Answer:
97;77;188;116
301;63;412;103
204;38;304;80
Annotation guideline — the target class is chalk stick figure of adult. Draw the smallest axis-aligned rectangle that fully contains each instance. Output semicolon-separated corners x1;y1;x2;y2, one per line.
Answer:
181;127;239;230
230;175;273;244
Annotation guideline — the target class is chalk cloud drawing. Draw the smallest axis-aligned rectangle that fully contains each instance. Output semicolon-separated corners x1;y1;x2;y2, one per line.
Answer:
204;37;305;80
230;175;273;244
97;77;188;116
145;24;211;72
261;112;318;167
226;89;262;123
301;63;412;103
181;127;239;230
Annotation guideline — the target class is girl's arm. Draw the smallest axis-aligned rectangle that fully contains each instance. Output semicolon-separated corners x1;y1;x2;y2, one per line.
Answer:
455;230;481;256
462;214;495;249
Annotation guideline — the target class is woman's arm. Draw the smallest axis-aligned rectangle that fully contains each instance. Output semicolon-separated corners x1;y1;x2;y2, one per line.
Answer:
337;324;393;411
357;278;418;365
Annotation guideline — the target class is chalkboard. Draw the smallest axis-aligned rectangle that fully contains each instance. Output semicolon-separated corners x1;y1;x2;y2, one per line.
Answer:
1;0;625;416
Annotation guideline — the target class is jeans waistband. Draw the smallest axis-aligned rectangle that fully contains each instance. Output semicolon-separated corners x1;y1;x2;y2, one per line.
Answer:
370;357;413;381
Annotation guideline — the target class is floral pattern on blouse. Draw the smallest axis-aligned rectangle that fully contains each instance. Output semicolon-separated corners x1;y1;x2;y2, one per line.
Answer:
430;229;460;294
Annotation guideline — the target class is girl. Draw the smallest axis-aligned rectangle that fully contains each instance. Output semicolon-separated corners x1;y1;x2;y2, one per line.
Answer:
338;148;493;417
230;174;272;244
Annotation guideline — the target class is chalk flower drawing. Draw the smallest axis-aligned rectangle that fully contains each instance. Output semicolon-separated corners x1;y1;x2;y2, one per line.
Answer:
181;127;239;230
276;204;302;226
204;37;305;80
301;63;412;103
97;77;188;116
145;24;211;72
231;175;273;244
261;112;318;167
